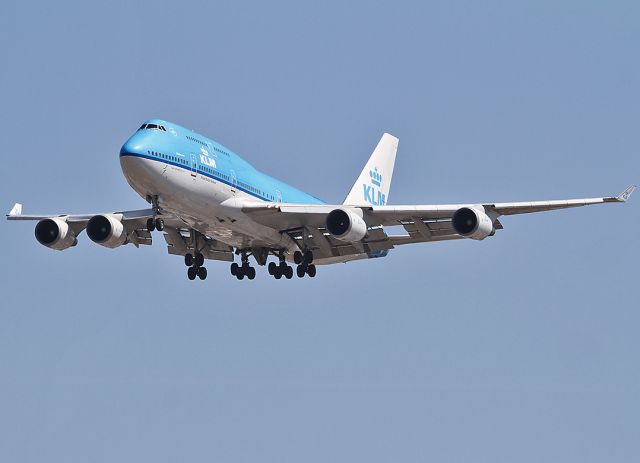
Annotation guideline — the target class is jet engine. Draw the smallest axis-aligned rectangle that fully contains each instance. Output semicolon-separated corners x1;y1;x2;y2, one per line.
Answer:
451;206;494;240
86;214;127;248
34;218;77;250
326;208;367;242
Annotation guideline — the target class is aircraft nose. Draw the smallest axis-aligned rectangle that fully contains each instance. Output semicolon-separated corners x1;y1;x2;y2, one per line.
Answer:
120;133;146;157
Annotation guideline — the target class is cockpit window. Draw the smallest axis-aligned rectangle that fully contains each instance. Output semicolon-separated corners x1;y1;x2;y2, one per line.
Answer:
138;123;167;131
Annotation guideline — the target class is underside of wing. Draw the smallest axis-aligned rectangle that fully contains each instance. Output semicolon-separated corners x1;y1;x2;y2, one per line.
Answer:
242;185;634;263
6;204;234;262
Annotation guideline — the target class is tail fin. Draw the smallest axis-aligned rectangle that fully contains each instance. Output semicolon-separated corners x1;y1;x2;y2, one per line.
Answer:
343;133;398;206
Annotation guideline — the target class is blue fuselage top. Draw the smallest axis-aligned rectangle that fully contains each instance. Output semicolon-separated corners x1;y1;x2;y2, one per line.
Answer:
119;119;325;205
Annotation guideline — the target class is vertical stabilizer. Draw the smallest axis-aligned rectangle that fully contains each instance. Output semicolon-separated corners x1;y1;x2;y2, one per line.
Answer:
343;133;398;206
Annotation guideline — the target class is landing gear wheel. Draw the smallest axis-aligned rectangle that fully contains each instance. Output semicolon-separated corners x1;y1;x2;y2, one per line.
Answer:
230;262;239;276
303;250;314;264
296;265;306;278
236;270;245;280
268;262;277;275
185;253;193;266
155;218;164;231
285;265;293;279
247;266;256;280
293;251;303;265
187;267;197;280
198;267;207;280
195;253;205;267
146;218;156;232
274;266;283;279
306;264;316;278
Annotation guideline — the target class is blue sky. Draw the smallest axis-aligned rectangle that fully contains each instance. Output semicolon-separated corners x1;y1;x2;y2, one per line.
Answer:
1;1;638;462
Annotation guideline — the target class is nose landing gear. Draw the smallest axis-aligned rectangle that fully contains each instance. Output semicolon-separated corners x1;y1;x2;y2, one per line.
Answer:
145;195;165;232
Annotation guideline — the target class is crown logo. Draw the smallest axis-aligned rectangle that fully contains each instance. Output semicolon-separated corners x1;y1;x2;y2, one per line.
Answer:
369;167;382;187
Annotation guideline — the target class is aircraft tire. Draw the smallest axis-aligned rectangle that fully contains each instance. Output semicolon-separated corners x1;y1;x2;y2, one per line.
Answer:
198;267;207;280
146;218;155;232
296;265;306;278
307;264;316;278
185;253;193;266
187;267;197;280
293;251;303;265
304;250;313;264
268;262;277;275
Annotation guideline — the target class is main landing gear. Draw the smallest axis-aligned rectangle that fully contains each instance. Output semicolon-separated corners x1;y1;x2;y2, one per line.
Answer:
267;254;294;280
227;248;318;281
185;252;207;281
230;251;256;280
293;250;316;278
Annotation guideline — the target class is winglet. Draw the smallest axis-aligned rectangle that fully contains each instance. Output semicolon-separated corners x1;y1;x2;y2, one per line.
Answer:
8;203;22;217
617;185;636;202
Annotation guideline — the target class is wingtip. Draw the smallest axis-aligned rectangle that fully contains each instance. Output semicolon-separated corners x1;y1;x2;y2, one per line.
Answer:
617;185;636;202
7;202;22;217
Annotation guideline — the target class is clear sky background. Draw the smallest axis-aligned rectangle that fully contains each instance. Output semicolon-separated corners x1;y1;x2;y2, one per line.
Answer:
1;1;638;462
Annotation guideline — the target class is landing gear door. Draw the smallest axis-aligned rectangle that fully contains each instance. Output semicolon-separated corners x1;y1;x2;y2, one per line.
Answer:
190;154;197;178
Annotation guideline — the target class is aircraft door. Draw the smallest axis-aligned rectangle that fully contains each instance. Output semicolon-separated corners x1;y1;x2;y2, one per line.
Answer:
190;154;197;178
230;170;237;196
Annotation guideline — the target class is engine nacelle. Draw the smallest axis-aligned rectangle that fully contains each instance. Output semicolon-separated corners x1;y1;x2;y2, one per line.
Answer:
86;214;127;248
326;208;367;242
452;206;494;240
35;218;77;250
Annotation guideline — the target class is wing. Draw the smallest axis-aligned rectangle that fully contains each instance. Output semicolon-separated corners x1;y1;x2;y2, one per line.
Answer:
7;205;157;246
6;204;234;261
243;186;635;264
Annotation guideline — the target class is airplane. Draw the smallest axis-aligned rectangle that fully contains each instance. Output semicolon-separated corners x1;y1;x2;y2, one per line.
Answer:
6;119;636;281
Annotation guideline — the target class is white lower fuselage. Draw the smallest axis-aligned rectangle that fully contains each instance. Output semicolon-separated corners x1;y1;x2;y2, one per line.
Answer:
120;155;298;254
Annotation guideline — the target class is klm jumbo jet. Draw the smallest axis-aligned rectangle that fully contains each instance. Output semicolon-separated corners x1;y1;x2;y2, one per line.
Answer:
7;120;635;281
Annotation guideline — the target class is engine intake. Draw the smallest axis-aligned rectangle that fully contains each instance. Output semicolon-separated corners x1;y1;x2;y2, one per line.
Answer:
326;208;367;242
86;214;127;248
35;218;77;250
452;206;494;240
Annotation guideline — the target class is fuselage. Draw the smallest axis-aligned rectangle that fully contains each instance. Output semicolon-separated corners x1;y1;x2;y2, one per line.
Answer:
119;119;323;250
